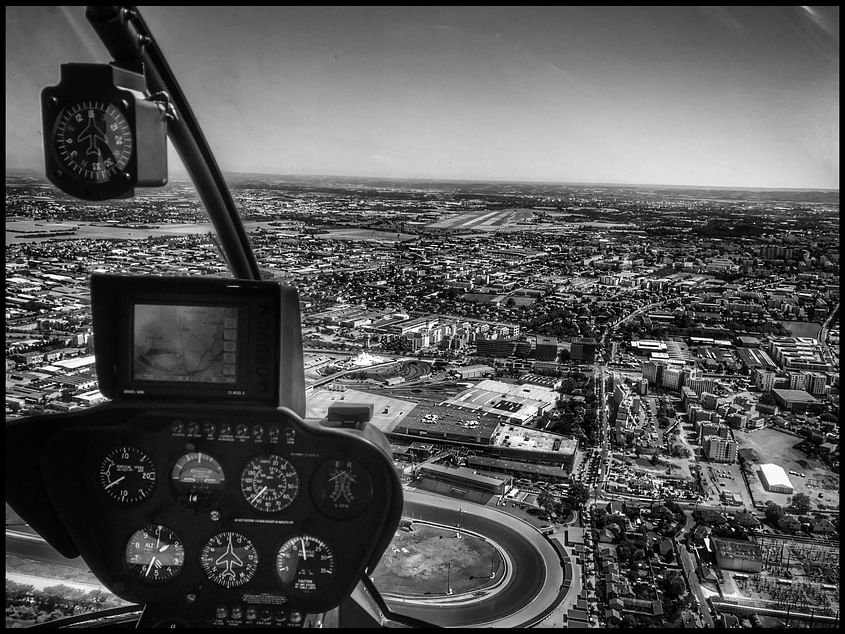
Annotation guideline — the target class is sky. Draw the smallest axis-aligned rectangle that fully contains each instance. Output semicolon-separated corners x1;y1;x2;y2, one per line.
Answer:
5;6;839;189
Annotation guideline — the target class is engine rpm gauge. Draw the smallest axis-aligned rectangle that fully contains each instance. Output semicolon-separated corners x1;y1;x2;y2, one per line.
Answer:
125;524;184;584
240;455;300;513
276;535;335;595
200;532;258;588
98;446;156;504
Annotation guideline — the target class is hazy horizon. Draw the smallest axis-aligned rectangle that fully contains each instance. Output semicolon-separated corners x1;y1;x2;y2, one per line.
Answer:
6;166;840;196
6;6;839;190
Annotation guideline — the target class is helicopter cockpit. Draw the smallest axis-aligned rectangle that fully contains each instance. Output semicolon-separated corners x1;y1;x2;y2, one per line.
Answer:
5;5;430;628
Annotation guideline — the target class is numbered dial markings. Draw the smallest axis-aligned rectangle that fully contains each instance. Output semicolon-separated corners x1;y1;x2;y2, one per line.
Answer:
200;532;258;589
240;454;300;513
125;524;184;584
276;536;335;595
98;446;156;504
53;100;133;182
171;452;226;505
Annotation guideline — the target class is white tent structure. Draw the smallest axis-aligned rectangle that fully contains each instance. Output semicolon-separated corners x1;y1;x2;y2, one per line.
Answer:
759;463;794;494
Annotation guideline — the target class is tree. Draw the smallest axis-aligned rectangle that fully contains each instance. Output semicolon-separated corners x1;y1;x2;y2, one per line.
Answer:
567;480;590;507
661;572;686;600
791;492;811;514
764;501;784;525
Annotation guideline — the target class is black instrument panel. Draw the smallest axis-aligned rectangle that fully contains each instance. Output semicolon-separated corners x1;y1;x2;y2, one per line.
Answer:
27;402;402;628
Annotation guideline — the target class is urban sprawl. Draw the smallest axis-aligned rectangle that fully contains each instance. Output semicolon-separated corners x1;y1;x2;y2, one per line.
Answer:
5;174;840;628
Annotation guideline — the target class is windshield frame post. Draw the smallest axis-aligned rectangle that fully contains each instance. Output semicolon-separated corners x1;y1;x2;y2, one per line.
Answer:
85;5;261;280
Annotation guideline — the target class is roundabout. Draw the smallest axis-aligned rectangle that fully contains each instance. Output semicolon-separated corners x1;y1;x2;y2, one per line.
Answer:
371;489;568;627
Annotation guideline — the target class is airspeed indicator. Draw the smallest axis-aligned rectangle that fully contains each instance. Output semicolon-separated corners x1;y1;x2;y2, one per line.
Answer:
240;454;299;513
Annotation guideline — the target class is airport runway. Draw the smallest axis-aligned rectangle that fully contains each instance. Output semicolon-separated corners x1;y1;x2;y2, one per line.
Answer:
385;489;565;628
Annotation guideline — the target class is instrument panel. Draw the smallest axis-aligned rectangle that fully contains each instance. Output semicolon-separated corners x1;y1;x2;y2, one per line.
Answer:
25;402;402;628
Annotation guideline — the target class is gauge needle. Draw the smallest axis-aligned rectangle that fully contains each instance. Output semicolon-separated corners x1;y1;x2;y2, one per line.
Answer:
145;557;157;577
104;476;126;490
250;486;268;503
159;544;170;553
301;538;307;561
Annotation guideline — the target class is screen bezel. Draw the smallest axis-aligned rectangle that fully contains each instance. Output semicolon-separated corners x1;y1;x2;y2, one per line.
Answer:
91;274;293;408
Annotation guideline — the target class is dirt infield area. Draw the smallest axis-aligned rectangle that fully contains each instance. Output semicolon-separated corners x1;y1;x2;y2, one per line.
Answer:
371;521;502;596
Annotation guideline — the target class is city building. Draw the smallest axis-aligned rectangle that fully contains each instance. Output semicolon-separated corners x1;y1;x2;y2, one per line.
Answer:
570;337;596;363
535;335;558;361
705;436;737;463
711;537;764;573
759;463;794;494
772;388;823;413
661;367;685;392
416;463;508;504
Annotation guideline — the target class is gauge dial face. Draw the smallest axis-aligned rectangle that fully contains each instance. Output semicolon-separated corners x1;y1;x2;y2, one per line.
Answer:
240;455;300;513
98;446;156;504
125;524;184;584
171;452;225;504
200;532;258;588
276;535;335;595
311;458;373;519
53;100;133;183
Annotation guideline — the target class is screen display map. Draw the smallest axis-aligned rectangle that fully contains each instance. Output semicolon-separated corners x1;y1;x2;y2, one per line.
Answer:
133;304;238;383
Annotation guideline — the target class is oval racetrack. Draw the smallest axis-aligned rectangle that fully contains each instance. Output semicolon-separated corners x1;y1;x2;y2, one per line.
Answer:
382;489;565;628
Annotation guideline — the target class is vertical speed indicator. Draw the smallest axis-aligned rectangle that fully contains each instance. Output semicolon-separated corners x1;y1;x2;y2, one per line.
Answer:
98;446;156;504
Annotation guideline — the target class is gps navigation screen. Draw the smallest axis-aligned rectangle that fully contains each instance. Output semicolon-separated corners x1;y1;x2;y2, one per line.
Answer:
132;304;238;383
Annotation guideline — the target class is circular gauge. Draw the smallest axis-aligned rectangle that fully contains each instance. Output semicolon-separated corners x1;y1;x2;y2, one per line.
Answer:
125;524;184;584
53;100;133;183
200;532;258;588
98;446;156;505
171;452;225;505
276;536;335;595
240;455;300;513
311;458;373;520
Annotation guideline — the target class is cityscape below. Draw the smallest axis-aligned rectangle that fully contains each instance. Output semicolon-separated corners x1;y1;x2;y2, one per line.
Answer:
5;170;840;629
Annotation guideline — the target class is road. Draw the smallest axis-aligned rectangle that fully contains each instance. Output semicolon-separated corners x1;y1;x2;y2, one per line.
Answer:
817;301;840;367
678;544;714;628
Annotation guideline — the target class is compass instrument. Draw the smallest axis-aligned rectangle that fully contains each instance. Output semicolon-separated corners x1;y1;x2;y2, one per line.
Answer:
125;524;184;584
42;63;168;200
200;531;259;589
98;445;156;504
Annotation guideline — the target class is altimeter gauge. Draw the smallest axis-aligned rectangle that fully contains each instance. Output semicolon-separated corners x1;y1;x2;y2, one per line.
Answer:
200;532;259;588
276;535;335;595
98;445;156;504
240;454;300;513
125;524;184;584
